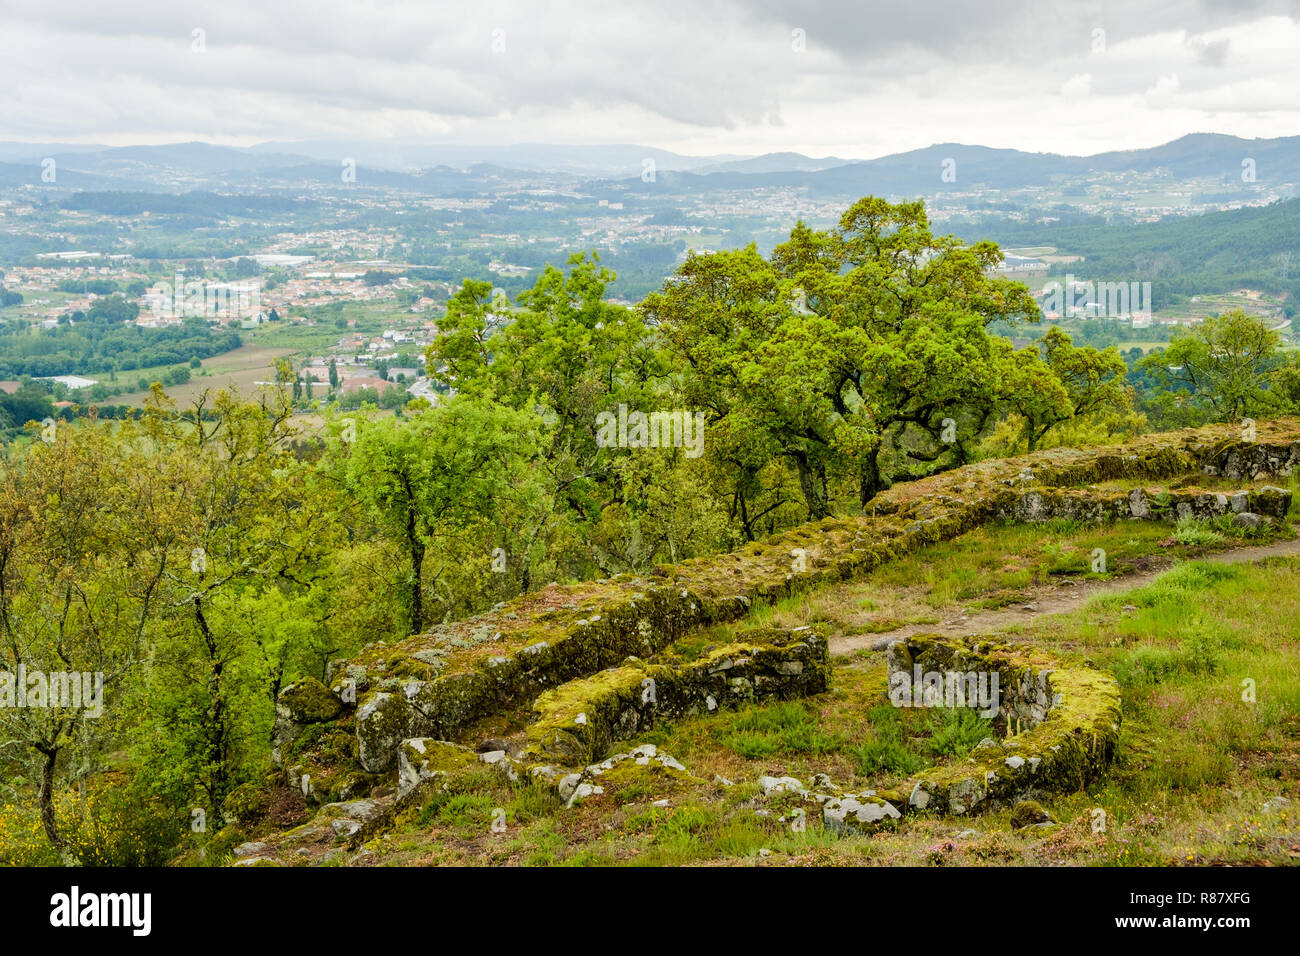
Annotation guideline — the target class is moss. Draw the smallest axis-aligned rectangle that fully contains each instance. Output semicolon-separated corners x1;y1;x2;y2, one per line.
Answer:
280;677;343;724
222;783;270;825
592;756;700;799
419;742;483;774
525;626;832;766
1009;800;1051;828
887;632;1122;817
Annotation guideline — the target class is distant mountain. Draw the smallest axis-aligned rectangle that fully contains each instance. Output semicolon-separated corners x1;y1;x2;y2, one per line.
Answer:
246;141;744;176
0;143;315;192
693;152;851;174
616;134;1300;197
45;142;315;177
1079;133;1300;178
0;142;113;163
1;133;1296;196
0;161;127;190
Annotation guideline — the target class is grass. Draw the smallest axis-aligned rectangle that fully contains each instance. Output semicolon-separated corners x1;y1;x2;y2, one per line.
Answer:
719;702;847;759
233;518;1299;868
700;517;1277;648
1173;516;1226;547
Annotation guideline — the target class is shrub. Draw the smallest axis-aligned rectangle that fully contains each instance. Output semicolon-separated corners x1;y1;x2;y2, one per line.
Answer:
1173;516;1226;547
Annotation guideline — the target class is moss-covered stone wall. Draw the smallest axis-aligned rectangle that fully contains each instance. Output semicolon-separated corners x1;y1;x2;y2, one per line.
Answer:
822;633;1122;831
525;625;830;766
271;419;1299;777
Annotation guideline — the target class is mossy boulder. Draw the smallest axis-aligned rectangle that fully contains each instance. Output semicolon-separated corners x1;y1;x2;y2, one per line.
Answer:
272;676;345;765
822;793;902;832
355;691;414;773
1010;800;1052;829
282;677;344;723
396;738;482;800
1252;485;1292;518
553;744;700;806
221;783;269;826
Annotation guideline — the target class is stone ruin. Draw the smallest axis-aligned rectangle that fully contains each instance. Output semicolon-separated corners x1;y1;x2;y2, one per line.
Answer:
233;419;1299;863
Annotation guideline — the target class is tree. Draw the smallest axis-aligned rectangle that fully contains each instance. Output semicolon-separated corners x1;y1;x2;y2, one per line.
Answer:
1011;327;1133;450
339;398;538;633
0;418;166;859
426;255;679;578
1138;310;1284;422
131;386;341;818
642;197;1054;517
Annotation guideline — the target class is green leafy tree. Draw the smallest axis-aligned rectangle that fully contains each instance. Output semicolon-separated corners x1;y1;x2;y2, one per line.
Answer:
1011;327;1133;450
1139;309;1283;421
339;398;539;633
643;197;1053;517
0;419;167;859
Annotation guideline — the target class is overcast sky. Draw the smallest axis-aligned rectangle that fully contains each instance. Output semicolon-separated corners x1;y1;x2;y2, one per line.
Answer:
3;0;1299;158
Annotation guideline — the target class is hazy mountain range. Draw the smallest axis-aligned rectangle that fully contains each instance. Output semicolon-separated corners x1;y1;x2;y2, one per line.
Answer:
0;133;1295;196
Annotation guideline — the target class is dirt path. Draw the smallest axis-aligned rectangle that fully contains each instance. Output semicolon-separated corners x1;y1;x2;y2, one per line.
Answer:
832;536;1300;657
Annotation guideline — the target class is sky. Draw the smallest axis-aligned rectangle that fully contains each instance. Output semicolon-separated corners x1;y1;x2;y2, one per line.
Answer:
3;0;1300;158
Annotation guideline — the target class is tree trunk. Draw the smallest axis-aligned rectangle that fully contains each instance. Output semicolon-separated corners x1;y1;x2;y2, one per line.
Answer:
405;502;424;633
793;453;830;520
37;745;75;865
194;596;231;813
737;488;755;542
858;449;885;508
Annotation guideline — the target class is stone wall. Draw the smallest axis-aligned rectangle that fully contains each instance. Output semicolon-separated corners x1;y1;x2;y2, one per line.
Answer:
271;419;1300;781
1002;485;1290;525
525;625;830;766
822;633;1123;831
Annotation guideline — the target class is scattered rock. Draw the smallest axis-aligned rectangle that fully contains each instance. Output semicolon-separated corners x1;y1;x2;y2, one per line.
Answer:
1009;800;1052;829
758;775;807;797
1232;511;1262;529
566;781;604;807
823;794;902;832
557;773;583;802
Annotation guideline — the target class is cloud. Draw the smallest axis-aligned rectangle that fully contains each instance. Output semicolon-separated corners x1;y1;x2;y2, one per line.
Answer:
0;0;1297;154
1187;34;1232;65
1147;73;1183;106
1061;74;1093;98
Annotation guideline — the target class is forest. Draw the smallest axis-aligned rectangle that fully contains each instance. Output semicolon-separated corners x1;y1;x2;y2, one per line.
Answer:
0;306;243;378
